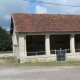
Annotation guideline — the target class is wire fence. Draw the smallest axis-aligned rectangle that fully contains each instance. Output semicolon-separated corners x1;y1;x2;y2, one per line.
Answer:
27;48;80;61
27;51;46;56
27;48;71;56
75;49;80;52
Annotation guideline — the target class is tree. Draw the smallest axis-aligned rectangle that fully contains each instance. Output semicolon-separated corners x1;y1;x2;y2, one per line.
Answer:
0;26;12;51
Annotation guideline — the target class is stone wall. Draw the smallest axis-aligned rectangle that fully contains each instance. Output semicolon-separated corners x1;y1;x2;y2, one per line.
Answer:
0;52;13;58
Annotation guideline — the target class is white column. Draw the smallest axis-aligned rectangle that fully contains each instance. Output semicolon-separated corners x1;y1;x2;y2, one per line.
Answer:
12;33;15;58
13;33;18;59
45;34;50;55
70;34;75;54
12;34;14;56
19;34;27;63
24;35;27;57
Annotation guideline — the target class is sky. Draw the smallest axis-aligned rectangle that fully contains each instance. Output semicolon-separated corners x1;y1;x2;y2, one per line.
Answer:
0;0;80;30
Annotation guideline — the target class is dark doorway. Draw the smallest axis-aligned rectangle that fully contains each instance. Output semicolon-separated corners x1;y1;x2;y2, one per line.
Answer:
75;34;80;52
50;35;70;54
26;35;45;56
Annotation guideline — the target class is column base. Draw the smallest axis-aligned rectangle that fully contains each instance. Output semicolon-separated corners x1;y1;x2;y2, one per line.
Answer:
71;49;75;54
20;58;26;63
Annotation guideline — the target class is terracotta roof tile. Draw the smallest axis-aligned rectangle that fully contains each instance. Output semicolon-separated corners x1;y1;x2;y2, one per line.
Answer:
11;13;80;33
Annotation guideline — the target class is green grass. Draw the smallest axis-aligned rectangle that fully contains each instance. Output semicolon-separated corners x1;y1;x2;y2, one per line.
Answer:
6;60;80;66
1;57;80;67
0;56;14;60
23;61;80;66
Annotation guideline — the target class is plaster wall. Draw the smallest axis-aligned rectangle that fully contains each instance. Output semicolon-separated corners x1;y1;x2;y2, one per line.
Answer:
25;53;80;62
66;53;80;61
25;54;56;62
12;29;19;59
18;34;26;63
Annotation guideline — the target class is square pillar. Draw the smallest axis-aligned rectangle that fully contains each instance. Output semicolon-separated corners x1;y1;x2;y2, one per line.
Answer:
70;34;75;54
45;34;50;55
13;33;19;59
19;34;27;63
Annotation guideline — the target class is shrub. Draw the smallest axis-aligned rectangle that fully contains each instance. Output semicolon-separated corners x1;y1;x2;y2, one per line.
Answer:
0;26;12;51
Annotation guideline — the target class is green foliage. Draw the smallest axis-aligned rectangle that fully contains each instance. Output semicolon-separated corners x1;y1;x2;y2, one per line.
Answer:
0;26;12;51
1;56;13;60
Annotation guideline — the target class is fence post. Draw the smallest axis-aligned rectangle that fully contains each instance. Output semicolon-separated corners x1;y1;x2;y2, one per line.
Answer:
36;52;37;56
65;49;67;53
55;49;56;54
60;48;62;52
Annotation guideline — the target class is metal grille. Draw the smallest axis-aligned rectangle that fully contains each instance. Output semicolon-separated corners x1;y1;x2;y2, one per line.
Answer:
51;48;67;61
56;49;66;61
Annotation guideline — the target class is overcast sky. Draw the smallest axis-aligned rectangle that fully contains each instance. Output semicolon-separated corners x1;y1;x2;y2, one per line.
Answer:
0;0;80;30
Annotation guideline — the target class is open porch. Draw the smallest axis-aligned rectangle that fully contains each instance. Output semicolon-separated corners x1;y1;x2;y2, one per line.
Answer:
18;33;80;63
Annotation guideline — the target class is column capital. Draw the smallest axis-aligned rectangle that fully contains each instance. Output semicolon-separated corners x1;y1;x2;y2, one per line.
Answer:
45;34;50;38
46;34;50;35
19;34;26;37
70;34;75;37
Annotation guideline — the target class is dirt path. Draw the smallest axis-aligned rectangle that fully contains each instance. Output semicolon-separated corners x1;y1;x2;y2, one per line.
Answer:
0;65;80;79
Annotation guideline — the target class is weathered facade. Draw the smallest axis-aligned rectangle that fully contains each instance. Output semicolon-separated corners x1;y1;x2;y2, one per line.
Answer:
10;13;80;63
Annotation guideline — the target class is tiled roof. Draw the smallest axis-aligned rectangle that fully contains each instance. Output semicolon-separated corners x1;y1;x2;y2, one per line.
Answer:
11;13;80;33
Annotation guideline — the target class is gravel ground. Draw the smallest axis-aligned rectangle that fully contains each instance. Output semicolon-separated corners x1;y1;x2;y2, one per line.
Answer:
0;59;80;80
0;66;80;80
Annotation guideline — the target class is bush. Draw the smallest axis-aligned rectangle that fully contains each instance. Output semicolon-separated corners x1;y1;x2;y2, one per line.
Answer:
0;26;12;51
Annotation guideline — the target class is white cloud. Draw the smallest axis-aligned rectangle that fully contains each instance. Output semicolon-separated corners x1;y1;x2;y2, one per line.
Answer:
40;0;80;14
61;0;67;4
3;14;11;21
35;5;47;14
0;0;30;29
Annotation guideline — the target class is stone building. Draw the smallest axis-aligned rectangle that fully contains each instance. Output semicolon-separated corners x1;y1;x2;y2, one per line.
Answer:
10;13;80;63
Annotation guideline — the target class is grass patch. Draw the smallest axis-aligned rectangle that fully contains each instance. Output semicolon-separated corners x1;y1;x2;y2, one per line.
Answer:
23;61;80;66
1;57;80;67
7;60;80;67
0;56;14;60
